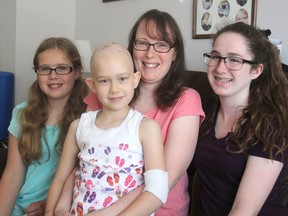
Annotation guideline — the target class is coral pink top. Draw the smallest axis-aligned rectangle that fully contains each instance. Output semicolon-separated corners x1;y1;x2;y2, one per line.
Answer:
84;88;205;216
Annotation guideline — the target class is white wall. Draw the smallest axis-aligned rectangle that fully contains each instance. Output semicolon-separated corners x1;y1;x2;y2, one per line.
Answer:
13;0;76;104
257;1;288;64
75;0;208;71
0;0;287;105
0;0;16;72
75;0;288;72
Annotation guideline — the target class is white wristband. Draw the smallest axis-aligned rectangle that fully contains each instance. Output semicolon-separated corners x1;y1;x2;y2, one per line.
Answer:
143;169;169;204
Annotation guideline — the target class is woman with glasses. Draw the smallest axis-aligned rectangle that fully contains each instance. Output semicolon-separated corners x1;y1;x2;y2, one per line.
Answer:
0;37;88;215
82;9;205;216
192;22;288;215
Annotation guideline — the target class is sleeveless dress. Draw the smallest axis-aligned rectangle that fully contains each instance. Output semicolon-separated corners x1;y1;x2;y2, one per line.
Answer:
70;109;145;215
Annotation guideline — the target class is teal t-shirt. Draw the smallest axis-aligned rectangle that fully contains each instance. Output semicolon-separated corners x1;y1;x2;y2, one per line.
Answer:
8;101;60;215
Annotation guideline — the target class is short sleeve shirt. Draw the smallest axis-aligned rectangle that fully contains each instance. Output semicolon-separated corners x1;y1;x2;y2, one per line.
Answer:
8;101;60;215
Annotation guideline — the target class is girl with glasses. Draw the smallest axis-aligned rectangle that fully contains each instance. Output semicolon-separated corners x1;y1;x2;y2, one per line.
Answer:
0;37;88;215
192;22;288;216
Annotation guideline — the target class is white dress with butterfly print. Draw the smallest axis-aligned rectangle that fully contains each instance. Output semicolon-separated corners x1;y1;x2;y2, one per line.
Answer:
70;109;145;215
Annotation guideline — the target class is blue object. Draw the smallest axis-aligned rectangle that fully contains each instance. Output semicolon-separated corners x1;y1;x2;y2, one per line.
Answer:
0;71;14;141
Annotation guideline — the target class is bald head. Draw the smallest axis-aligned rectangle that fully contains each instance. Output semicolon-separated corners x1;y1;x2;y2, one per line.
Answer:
90;42;134;75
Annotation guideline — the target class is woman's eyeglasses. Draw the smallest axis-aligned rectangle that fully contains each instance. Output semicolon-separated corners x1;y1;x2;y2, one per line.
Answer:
133;40;174;53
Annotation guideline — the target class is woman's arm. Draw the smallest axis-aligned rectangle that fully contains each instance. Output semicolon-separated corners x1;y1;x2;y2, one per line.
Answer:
165;115;200;190
229;155;283;216
45;120;80;216
0;134;26;215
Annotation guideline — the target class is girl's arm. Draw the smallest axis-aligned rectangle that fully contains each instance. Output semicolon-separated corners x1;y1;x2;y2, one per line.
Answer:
54;167;77;215
116;118;167;216
45;120;80;216
229;155;283;216
0;134;26;215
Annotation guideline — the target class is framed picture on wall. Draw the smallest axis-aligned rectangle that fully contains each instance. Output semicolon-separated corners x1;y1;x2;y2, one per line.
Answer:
103;0;121;2
192;0;257;39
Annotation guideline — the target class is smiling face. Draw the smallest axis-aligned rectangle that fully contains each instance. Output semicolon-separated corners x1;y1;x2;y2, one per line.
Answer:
132;20;176;85
37;48;80;102
87;45;141;112
207;32;262;101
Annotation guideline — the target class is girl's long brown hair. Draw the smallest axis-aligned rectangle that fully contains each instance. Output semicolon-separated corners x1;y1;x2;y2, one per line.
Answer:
18;37;88;164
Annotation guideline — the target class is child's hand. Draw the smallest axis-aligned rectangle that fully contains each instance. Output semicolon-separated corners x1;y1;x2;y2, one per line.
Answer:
25;200;45;216
55;208;73;216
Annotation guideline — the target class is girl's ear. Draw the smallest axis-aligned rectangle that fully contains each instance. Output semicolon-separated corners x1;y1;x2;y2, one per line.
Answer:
251;63;264;79
74;68;81;80
85;78;97;93
133;71;141;89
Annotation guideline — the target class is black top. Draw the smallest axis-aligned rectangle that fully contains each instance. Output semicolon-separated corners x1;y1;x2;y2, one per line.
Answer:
193;127;288;216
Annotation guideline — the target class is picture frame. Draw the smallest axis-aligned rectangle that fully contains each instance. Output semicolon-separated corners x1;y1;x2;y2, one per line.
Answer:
192;0;257;39
103;0;121;2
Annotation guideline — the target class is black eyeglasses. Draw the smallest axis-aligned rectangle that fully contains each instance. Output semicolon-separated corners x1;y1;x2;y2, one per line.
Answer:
203;53;257;71
133;40;175;53
34;65;74;75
